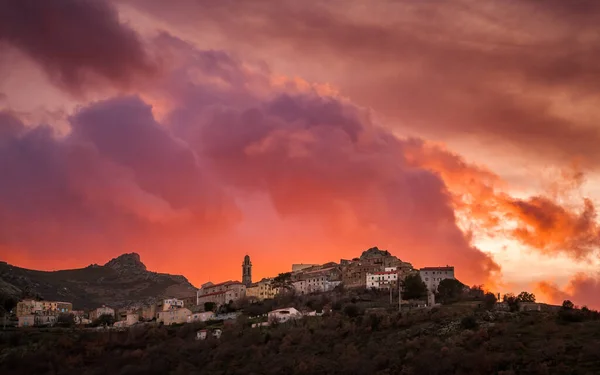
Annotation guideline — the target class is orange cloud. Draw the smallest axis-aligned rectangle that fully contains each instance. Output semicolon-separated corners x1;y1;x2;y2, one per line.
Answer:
535;273;600;310
500;196;600;260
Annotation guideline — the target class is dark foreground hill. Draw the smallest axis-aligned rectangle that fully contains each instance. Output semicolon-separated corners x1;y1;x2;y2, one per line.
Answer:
1;305;600;375
0;253;197;309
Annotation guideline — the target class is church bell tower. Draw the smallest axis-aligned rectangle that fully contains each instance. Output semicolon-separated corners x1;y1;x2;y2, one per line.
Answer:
242;255;252;286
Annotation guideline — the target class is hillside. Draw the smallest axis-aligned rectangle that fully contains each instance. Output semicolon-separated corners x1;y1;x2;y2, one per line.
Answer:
0;253;197;309
1;304;600;374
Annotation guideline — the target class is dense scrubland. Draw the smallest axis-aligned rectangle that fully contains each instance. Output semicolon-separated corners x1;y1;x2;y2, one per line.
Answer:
2;292;600;375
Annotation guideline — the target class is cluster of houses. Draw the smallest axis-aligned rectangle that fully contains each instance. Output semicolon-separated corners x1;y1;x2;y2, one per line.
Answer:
15;247;460;329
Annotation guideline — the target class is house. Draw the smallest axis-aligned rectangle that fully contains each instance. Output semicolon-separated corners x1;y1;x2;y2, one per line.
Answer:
125;312;140;326
252;322;270;328
366;269;399;289
162;298;185;311
196;330;208;340
292;267;341;295
257;278;279;300
90;306;115;321
35;315;58;327
196;328;223;340
268;307;302;323
16;300;73;317
419;266;455;305
18;315;35;327
246;282;260;300
142;303;159;321
341;247;413;288
187;311;215;323
72;310;91;325
197;290;237;308
179;295;197;308
419;266;455;293
157;307;191;325
197;281;246;306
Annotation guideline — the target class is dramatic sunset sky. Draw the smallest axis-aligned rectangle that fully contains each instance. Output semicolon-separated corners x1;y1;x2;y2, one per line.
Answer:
1;0;599;308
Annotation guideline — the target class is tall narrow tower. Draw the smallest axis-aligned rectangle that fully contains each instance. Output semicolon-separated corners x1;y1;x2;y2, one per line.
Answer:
242;255;252;286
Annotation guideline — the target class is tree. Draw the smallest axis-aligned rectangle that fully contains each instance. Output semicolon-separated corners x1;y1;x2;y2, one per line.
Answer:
204;302;216;312
0;293;17;315
468;285;485;300
401;274;428;300
503;293;519;312
483;292;497;310
343;304;360;318
562;300;575;310
92;314;115;327
436;279;466;304
517;291;536;302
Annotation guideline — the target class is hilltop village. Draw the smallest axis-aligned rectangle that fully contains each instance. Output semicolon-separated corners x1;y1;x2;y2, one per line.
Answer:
8;246;544;330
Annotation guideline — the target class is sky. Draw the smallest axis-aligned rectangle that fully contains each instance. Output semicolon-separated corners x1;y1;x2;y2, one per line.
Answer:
1;0;600;308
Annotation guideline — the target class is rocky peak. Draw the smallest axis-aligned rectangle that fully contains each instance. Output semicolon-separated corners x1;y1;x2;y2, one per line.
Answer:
360;247;391;259
104;253;147;273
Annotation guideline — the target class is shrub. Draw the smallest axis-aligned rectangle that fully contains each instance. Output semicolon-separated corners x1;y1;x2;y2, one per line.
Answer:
460;315;478;330
343;304;360;318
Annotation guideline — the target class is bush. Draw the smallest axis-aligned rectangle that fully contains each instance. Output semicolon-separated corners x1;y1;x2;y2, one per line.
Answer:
460;315;478;330
343;304;360;318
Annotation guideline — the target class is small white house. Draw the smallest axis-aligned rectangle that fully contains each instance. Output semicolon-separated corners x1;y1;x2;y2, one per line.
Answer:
366;271;398;289
196;328;222;340
268;307;302;323
162;298;185;311
196;330;208;341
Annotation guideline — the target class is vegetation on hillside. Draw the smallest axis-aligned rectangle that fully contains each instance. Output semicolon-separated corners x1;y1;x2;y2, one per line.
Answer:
1;300;600;375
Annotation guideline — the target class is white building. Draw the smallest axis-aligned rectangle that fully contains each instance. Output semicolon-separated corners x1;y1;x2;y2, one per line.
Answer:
196;328;222;340
419;266;455;305
90;306;115;321
196;330;208;340
187;311;215;323
162;298;185;311
268;307;302;323
366;269;398;289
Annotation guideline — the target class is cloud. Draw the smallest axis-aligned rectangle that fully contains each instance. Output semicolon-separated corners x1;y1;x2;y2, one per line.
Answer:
500;196;600;260
0;96;236;271
148;36;501;285
125;0;600;168
0;0;156;95
402;140;600;261
0;34;505;286
535;273;600;310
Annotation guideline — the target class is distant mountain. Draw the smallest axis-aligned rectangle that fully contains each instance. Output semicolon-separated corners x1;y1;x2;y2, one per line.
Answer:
0;253;197;309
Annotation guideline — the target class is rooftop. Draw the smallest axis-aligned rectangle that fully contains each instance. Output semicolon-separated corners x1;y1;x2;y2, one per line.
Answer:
202;280;243;289
420;266;454;271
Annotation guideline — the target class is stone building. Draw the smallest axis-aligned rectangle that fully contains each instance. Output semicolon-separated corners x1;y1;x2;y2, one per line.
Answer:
341;247;413;288
197;280;246;307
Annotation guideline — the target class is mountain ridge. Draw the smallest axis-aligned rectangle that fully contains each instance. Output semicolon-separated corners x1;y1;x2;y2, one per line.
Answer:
0;253;197;309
